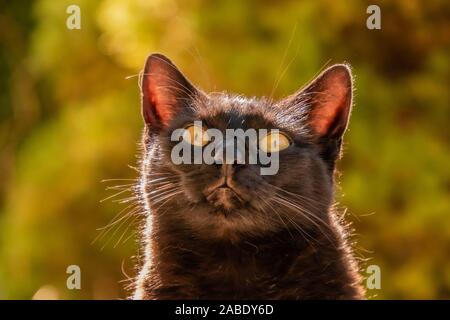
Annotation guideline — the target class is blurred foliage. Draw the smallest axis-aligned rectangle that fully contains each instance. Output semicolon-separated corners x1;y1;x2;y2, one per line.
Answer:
0;0;449;299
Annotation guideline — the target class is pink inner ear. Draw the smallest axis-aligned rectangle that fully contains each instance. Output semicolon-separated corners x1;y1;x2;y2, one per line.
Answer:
308;67;351;137
141;54;197;128
141;54;202;129
311;85;348;136
147;81;176;126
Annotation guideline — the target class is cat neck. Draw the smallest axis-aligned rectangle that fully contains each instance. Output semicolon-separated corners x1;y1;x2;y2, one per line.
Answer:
143;211;364;299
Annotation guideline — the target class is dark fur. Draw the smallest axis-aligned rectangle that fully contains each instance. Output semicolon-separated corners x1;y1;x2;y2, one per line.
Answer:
133;54;364;299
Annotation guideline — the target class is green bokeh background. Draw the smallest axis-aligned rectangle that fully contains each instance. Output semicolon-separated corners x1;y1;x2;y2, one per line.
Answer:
0;0;449;299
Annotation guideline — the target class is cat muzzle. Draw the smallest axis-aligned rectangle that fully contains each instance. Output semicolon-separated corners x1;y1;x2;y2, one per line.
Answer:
205;186;243;211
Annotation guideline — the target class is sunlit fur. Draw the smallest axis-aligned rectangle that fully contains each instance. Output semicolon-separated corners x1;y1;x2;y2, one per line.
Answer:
133;54;364;299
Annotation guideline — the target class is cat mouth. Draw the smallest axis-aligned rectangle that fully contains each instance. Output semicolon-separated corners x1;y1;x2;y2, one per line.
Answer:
204;186;245;212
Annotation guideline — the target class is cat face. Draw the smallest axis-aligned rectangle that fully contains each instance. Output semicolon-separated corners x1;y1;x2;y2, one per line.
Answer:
139;54;352;240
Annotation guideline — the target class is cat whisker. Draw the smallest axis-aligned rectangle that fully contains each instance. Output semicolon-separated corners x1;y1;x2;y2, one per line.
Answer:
106;186;136;192
145;171;174;176
112;194;140;204
146;177;180;185
275;193;333;234
100;209;141;251
121;229;139;247
105;182;137;187
148;185;182;200
272;195;337;248
100;188;132;203
269;184;327;207
101;178;139;182
270;197;321;244
105;183;138;192
128;165;140;173
101;210;140;245
261;182;333;232
257;195;295;239
269;22;297;100
95;203;140;232
283;213;318;246
93;205;142;248
269;195;319;242
153;194;182;217
273;193;327;227
114;214;141;248
149;182;181;191
150;190;183;206
118;259;135;292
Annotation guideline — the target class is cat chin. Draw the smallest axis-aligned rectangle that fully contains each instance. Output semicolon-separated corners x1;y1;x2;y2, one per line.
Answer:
180;202;283;241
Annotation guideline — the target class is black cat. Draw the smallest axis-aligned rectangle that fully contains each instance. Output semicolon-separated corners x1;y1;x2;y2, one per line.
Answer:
133;54;364;299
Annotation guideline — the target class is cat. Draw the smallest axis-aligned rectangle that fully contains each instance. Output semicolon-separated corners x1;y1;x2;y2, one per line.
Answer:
132;53;365;299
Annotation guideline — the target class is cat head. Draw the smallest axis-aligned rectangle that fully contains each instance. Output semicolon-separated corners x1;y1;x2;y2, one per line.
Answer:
139;53;353;241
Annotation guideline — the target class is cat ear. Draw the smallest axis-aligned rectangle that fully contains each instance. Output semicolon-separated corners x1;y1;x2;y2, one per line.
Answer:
141;53;200;130
297;64;353;140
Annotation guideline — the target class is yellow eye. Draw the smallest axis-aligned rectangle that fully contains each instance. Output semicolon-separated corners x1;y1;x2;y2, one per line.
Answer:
183;124;210;147
259;132;291;153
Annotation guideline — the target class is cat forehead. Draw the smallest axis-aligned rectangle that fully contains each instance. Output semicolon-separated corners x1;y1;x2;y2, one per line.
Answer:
189;94;272;129
191;93;308;135
196;94;269;118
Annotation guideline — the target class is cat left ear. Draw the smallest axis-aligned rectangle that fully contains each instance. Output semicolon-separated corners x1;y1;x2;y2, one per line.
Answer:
141;54;201;130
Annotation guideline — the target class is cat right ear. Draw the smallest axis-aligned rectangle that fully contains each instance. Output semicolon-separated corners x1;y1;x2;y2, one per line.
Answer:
141;54;201;130
280;64;353;141
278;64;353;167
